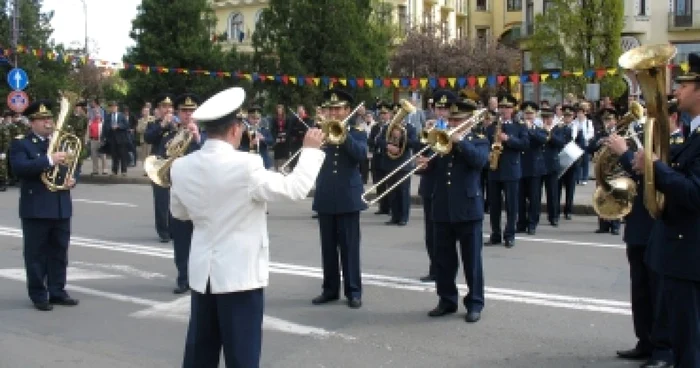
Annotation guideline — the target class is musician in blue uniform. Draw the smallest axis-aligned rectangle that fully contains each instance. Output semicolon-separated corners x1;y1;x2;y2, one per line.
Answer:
606;52;700;367
416;90;454;282
377;102;418;226
669;101;684;157
417;98;489;323
540;107;568;227
368;102;391;215
9;100;79;311
478;110;497;213
155;93;204;294
311;89;368;309
238;105;273;169
485;95;529;248
517;101;548;235
558;105;582;221
612;105;674;368
144;93;176;242
588;108;621;235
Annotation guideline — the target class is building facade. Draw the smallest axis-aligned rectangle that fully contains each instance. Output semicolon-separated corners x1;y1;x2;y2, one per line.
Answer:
521;0;700;103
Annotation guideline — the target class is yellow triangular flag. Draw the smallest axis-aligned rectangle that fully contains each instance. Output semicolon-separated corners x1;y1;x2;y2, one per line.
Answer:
477;77;486;87
289;76;297;84
607;68;617;75
681;62;690;72
573;71;584;77
313;78;320;86
541;73;549;82
420;78;428;88
447;77;456;87
365;78;374;88
242;73;251;80
509;75;519;86
223;72;231;77
392;78;400;88
266;75;274;81
339;78;346;86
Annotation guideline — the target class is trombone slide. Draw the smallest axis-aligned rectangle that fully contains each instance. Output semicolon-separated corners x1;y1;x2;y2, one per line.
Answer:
364;151;436;206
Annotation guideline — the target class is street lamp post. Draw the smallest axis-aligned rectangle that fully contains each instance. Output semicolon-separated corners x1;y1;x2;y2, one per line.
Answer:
80;0;88;56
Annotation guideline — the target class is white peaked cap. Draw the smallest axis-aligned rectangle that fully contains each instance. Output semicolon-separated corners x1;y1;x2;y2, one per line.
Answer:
192;87;246;122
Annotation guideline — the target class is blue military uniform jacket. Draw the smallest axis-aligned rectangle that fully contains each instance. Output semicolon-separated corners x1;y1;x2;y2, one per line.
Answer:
416;144;436;199
670;129;685;157
238;126;274;169
629;126;700;281
377;122;418;172
485;120;529;181
521;126;548;177
312;124;368;214
543;125;569;174
368;122;387;172
423;132;489;223
619;123;654;247
9;133;72;219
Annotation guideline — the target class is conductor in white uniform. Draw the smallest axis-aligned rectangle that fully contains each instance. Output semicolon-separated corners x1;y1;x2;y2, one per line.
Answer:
169;87;326;368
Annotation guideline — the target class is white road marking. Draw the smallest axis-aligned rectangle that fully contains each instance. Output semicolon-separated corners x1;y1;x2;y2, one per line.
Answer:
0;267;124;282
71;261;167;280
0;226;631;316
131;296;355;340
73;198;138;208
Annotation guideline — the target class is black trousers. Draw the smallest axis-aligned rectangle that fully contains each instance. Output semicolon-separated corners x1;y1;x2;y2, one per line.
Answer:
386;173;411;223
558;162;578;216
151;184;170;239
21;218;71;303
664;276;700;367
488;179;518;242
169;216;193;288
422;197;436;276
318;212;362;299
359;158;369;184
598;218;621;232
481;168;489;211
183;285;264;368
371;167;389;213
109;141;129;174
434;221;484;312
517;176;542;231
542;172;560;223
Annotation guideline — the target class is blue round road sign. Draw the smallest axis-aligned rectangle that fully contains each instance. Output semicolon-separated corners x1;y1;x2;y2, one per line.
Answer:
7;90;29;113
7;68;29;91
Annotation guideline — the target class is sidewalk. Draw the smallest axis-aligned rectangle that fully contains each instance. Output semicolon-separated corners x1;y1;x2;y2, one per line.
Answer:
77;159;598;215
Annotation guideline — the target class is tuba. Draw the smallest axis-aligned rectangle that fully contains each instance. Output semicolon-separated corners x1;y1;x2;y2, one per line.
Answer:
488;117;503;171
385;99;416;159
618;44;676;219
143;126;193;188
41;97;83;192
591;101;645;220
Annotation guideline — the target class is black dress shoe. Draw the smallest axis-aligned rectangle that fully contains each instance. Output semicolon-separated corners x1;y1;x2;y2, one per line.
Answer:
616;347;651;360
34;302;53;311
311;214;319;219
0;186;6;192
428;304;457;317
397;221;407;226
505;239;515;248
595;229;608;234
611;229;620;235
374;211;388;215
485;239;502;246
527;228;536;235
385;220;398;225
312;294;339;305
640;359;673;368
49;297;79;306
550;221;559;227
516;228;526;233
419;274;436;282
173;285;190;294
347;298;362;309
159;237;170;243
565;214;572;220
465;311;481;323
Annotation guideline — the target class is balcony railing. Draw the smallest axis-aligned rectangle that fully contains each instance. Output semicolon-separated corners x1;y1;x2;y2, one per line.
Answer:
668;11;700;30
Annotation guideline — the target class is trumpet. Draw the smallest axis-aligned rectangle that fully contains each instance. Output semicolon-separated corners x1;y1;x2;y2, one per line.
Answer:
41;97;82;192
247;125;258;154
279;102;365;174
361;108;487;205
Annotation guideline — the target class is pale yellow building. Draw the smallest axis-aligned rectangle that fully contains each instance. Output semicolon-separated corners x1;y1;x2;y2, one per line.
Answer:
521;0;700;101
210;0;269;53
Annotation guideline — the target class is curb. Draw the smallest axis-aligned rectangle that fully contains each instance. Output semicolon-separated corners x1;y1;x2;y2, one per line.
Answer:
77;177;597;216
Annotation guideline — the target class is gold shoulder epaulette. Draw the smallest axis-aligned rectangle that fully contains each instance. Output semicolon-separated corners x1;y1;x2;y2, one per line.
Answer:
477;134;486;139
354;124;365;132
14;134;24;140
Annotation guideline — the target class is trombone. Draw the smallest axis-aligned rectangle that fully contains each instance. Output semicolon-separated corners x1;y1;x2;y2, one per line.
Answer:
279;102;365;173
362;108;487;205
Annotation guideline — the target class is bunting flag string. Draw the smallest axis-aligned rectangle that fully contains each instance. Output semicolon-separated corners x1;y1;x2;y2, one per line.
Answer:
2;45;689;90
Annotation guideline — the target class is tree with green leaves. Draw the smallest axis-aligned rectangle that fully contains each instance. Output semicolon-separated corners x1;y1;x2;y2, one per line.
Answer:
122;0;249;110
525;0;626;99
0;0;73;103
252;0;395;111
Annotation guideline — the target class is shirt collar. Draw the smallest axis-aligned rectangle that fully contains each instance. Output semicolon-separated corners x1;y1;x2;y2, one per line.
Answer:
690;115;700;134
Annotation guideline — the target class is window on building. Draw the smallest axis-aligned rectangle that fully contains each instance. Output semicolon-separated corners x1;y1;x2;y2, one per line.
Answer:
543;0;554;13
673;0;693;27
398;5;408;34
638;0;646;15
525;1;534;34
476;0;487;11
507;0;522;11
228;12;244;42
457;25;464;39
476;28;489;45
441;20;449;41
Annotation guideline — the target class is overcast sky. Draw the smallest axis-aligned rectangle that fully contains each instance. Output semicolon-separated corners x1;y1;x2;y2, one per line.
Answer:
42;0;141;62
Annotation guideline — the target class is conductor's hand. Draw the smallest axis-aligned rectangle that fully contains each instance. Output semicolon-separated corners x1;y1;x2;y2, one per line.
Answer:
303;128;325;149
51;152;67;165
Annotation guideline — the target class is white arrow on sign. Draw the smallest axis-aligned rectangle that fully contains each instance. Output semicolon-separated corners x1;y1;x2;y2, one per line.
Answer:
13;72;22;90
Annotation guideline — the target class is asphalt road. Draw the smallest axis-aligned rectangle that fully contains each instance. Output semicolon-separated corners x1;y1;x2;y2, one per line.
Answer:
0;184;640;368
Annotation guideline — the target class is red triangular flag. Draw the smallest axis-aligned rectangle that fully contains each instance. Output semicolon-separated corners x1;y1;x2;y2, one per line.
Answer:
282;75;289;84
497;75;506;85
467;76;477;88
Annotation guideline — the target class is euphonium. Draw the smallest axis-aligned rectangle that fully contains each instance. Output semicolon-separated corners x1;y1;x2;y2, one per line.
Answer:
144;126;193;188
488;117;504;171
591;101;645;220
618;44;676;219
41;97;83;192
385;99;416;159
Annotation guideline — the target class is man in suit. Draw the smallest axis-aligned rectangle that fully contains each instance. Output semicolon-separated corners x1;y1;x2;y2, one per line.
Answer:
144;94;176;242
103;101;130;176
377;101;417;226
485;95;529;248
368;102;391;215
416;90;453;282
9;100;79;311
517;102;548;235
606;52;700;368
417;98;489;323
540;107;569;227
170;87;325;368
311;88;368;309
238;105;274;169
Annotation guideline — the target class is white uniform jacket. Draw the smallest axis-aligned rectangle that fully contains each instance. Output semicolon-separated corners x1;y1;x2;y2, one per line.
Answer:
170;139;325;294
